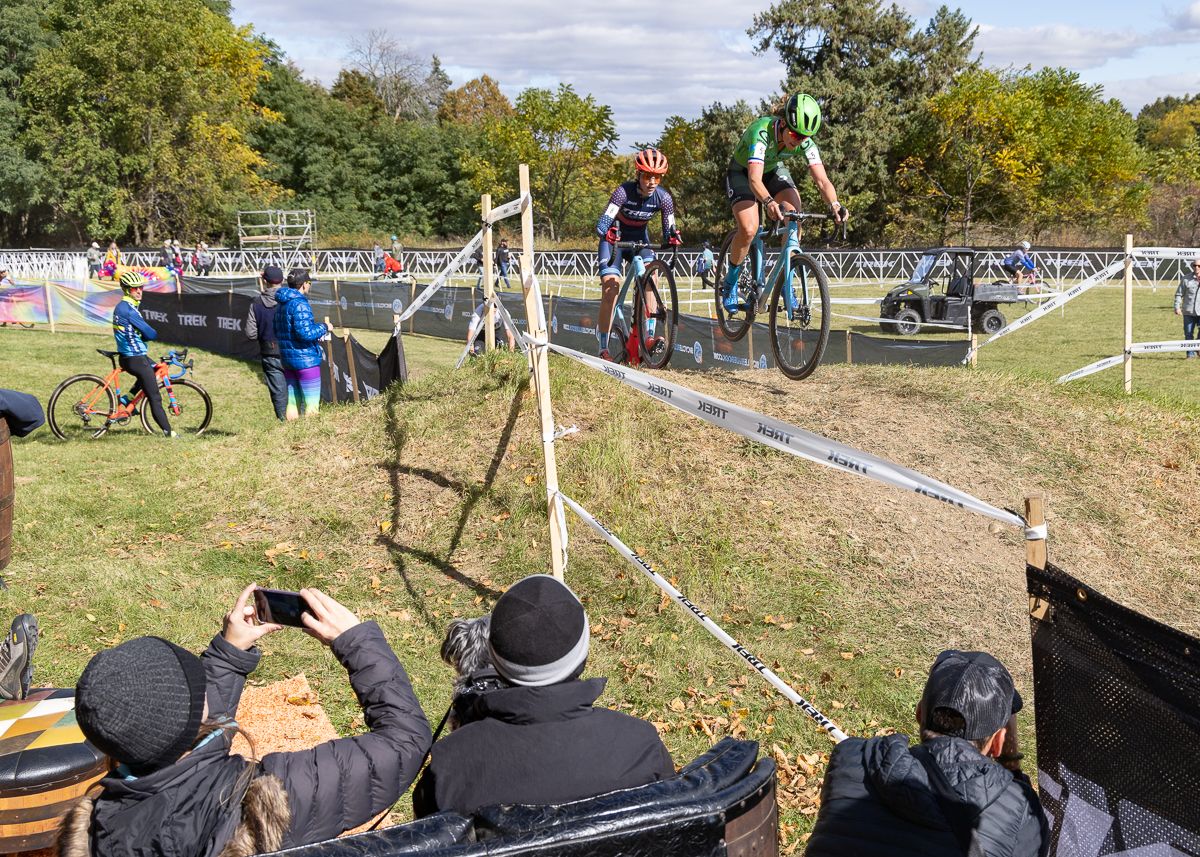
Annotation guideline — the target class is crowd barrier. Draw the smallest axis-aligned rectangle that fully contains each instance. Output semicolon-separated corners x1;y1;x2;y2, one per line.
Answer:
4;246;1198;289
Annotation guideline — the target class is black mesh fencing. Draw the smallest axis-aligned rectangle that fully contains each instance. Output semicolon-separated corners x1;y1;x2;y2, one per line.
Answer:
1028;562;1200;855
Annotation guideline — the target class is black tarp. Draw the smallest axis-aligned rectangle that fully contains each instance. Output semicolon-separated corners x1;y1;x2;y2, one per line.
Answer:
1028;562;1200;856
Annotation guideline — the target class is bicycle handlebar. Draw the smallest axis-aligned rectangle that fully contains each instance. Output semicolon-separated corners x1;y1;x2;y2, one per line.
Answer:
613;240;679;253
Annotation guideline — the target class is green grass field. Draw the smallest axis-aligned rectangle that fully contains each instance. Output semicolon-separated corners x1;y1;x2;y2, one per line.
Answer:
1;293;1197;848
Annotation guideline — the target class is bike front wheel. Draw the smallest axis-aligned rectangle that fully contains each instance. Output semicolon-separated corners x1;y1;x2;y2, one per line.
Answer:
47;374;116;440
634;260;678;370
770;252;830;381
713;231;756;342
141;379;213;435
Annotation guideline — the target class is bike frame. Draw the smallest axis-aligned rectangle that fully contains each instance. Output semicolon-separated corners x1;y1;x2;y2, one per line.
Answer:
610;249;652;338
746;216;811;322
81;353;191;422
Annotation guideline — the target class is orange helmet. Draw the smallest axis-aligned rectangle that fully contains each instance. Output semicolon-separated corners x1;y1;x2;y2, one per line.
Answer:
635;147;669;176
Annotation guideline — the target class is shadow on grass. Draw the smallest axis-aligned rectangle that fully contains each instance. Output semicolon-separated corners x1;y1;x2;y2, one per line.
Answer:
378;365;525;629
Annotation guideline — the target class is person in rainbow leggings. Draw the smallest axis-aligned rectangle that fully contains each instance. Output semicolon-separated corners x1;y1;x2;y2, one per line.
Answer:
273;269;329;420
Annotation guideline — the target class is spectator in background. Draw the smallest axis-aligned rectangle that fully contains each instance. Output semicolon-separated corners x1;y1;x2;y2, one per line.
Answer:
273;268;329;420
805;650;1046;857
412;574;675;817
86;242;103;278
466;297;515;356
373;241;385;275
494;238;513;289
1173;256;1200;358
695;240;715;288
196;242;214;276
246;265;288;420
101;241;122;280
0;268;12;288
471;244;485;292
1001;241;1036;287
160;239;175;272
172;239;185;274
58;585;431;857
391;234;403;262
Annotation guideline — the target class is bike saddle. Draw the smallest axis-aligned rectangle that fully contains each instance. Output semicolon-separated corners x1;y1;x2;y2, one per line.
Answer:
96;349;120;358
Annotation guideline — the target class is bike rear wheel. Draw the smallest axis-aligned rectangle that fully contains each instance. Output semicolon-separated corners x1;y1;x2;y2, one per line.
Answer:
770;252;830;381
634;260;678;370
713;230;756;342
140;379;213;435
47;374;116;440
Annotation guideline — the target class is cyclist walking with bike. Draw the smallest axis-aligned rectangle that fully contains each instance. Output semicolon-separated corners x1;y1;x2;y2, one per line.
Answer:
111;271;174;437
596;147;682;362
720;93;847;314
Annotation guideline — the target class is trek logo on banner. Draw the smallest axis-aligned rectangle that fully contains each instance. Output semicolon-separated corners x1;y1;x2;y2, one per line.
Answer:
143;309;169;323
217;316;241;331
177;313;206;327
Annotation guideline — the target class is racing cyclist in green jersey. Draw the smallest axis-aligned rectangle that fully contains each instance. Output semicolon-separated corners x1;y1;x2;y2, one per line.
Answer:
720;93;848;313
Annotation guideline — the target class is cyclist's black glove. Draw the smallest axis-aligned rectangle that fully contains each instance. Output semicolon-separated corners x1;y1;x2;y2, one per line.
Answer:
831;203;849;223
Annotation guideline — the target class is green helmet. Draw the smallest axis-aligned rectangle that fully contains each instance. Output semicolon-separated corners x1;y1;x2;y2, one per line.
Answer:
785;93;821;137
119;270;146;291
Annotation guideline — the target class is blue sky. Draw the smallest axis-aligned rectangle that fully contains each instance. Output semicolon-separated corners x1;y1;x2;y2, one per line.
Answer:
230;0;1200;146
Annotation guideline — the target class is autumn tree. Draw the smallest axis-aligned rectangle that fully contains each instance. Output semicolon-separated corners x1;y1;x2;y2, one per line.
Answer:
22;0;278;243
749;0;978;240
345;30;449;122
438;75;514;126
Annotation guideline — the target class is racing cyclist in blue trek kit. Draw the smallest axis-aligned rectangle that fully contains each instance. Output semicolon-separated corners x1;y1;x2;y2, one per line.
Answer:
720;93;848;314
112;270;174;436
596;147;682;361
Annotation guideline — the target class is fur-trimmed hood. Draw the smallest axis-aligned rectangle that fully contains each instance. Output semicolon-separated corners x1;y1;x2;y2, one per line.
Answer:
58;771;289;857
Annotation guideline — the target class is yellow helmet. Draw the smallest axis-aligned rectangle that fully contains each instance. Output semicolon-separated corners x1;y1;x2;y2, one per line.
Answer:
119;270;146;291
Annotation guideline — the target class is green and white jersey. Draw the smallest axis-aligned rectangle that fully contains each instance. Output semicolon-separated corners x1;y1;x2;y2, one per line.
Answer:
730;116;821;174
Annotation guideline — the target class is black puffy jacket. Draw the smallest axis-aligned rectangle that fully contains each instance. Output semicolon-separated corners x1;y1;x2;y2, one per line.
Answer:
805;734;1047;857
412;677;675;818
79;623;431;857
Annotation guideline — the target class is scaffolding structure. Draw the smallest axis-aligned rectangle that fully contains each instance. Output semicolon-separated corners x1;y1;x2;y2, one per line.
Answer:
236;210;318;273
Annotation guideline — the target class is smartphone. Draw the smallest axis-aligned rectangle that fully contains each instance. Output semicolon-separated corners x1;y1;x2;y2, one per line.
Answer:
253;588;310;627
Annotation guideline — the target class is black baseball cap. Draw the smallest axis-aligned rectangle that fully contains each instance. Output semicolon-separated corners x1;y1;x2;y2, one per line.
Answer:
262;265;284;285
920;650;1023;741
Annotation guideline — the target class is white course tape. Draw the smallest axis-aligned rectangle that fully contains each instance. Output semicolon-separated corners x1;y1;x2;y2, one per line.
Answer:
1128;339;1200;354
534;338;1024;528
829;297;883;306
833;311;967;331
558;492;849;743
486;195;526;224
1056;354;1124;384
1023;523;1048;540
1057;339;1200;383
397;230;485;323
963;260;1125;363
1131;246;1200;259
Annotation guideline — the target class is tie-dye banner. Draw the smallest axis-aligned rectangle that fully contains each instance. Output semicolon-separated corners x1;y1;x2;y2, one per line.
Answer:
0;284;50;325
0;272;176;329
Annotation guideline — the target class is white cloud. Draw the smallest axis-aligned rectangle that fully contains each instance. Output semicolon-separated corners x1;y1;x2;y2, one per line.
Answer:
1166;0;1200;29
1096;71;1200;110
231;0;785;144
975;23;1151;70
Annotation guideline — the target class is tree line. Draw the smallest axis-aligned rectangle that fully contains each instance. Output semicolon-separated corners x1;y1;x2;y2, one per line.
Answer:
1;0;1197;249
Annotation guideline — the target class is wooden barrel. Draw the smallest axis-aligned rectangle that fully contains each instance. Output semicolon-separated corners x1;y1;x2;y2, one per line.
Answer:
0;690;109;852
0;418;12;572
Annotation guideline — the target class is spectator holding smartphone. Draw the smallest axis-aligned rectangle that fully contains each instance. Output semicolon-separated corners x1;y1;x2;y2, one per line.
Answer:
59;585;431;857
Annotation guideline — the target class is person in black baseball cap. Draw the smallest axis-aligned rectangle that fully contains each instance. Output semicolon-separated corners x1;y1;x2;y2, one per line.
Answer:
413;574;675;818
806;648;1046;857
246;266;288;419
63;584;431;857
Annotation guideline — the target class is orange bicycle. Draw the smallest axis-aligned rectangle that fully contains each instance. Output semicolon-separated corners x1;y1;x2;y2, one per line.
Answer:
47;348;212;439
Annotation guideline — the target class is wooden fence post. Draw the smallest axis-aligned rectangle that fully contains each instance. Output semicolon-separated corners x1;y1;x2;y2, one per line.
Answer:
1123;233;1133;395
482;194;495;352
332;279;343;328
1024;493;1046;571
323;315;337;402
969;334;978;369
845;329;852;364
519;164;567;582
343;330;360;403
409;281;416;334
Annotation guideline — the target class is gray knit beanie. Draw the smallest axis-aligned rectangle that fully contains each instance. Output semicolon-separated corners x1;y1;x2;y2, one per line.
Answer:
75;636;207;775
488;575;589;686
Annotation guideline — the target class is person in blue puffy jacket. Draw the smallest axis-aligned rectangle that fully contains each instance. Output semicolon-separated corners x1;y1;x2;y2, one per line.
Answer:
272;269;328;420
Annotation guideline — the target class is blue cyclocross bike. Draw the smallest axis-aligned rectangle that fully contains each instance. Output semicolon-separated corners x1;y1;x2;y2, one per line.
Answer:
713;210;831;380
603;240;679;370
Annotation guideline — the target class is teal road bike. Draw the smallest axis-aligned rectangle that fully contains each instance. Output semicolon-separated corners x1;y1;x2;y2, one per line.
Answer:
603;240;679;370
713;210;831;381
